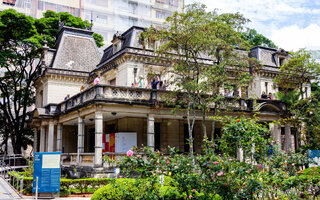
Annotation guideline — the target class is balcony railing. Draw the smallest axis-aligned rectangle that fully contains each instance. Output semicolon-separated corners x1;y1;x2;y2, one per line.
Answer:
43;85;286;116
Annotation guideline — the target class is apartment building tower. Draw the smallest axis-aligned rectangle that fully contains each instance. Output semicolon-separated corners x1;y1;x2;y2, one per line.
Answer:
1;0;184;47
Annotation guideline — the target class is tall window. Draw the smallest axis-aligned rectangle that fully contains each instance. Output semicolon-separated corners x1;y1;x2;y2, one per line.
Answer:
279;57;285;66
156;10;170;19
305;87;308;98
265;82;268;94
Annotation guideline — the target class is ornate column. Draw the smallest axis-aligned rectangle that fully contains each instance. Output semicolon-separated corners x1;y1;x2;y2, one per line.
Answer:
40;125;46;152
147;114;155;149
94;112;103;168
56;123;63;152
47;121;55;152
284;122;291;152
33;128;38;153
77;117;85;165
270;123;281;149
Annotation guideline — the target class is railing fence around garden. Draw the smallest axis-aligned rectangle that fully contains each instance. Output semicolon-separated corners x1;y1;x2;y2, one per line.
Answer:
0;154;31;194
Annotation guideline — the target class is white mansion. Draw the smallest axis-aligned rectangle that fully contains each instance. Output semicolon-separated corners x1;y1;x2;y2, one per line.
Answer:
30;26;310;167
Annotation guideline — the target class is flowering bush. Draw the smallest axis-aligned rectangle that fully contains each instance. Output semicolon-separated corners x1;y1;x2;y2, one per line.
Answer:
95;118;317;199
220;117;269;161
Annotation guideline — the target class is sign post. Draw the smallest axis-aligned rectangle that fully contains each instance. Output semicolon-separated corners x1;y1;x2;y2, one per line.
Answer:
32;152;61;198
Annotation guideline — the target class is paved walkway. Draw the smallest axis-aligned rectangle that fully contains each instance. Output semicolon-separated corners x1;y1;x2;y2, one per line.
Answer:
0;177;22;200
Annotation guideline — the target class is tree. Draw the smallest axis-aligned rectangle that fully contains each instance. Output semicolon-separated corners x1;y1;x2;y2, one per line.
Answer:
275;50;319;98
274;50;320;150
220;117;269;161
143;3;255;154
242;29;277;49
35;10;104;48
0;9;104;154
0;9;43;154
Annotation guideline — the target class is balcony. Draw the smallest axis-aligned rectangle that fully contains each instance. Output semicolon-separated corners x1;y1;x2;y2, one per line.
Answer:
42;85;286;116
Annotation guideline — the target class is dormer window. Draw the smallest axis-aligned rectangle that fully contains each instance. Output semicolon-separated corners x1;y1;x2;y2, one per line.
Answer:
113;42;122;53
274;48;288;67
112;31;123;54
279;57;285;66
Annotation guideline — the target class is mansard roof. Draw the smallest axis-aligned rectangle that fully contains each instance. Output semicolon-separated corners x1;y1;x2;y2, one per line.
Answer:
250;46;290;68
45;26;101;73
97;26;145;68
95;26;290;76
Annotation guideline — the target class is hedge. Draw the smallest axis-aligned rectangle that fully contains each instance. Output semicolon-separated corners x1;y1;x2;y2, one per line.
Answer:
22;177;112;196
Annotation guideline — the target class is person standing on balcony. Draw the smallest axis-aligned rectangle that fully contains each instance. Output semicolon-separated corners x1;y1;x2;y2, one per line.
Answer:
268;92;273;100
261;91;268;99
138;75;144;88
94;74;100;85
150;76;160;102
159;80;168;90
64;94;70;100
151;76;160;90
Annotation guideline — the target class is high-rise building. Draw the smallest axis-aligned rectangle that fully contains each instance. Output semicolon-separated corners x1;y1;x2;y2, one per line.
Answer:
1;0;184;48
82;0;184;46
0;0;81;18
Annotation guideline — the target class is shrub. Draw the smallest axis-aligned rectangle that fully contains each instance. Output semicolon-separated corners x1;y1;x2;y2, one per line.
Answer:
91;176;187;200
21;176;112;195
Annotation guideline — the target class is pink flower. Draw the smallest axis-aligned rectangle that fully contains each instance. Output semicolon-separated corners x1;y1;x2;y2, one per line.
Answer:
292;163;295;166
189;195;193;199
127;150;133;157
192;189;196;192
258;164;262;168
137;155;140;158
217;171;224;176
228;158;232;161
276;140;279;143
213;161;219;165
247;169;251;173
166;161;170;164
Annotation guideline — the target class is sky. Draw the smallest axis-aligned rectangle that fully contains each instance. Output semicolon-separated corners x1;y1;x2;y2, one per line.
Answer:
185;0;320;51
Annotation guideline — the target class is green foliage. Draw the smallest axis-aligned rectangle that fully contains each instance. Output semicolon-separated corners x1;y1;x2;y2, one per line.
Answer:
295;90;320;149
276;89;300;108
113;118;318;199
241;29;277;48
35;10;104;48
274;49;320;150
91;177;186;200
0;9;42;153
0;9;104;153
220;117;269;161
143;3;256;153
93;33;104;48
22;176;112;195
275;50;319;97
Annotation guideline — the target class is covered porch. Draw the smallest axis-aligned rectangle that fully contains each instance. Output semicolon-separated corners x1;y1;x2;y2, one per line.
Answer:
31;84;294;167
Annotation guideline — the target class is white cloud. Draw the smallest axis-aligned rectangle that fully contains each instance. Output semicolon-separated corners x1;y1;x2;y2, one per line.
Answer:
270;24;320;51
186;0;320;51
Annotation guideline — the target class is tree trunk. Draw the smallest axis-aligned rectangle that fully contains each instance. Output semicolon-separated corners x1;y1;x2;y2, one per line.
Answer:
187;103;194;156
202;109;207;138
211;120;215;142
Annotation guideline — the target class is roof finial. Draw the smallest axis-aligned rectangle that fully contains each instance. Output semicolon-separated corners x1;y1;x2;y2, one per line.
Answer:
89;11;93;30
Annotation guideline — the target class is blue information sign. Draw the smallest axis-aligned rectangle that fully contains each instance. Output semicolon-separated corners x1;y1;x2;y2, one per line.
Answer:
32;152;61;193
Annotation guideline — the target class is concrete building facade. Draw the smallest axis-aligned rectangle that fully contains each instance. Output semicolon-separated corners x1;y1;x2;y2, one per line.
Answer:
1;0;184;48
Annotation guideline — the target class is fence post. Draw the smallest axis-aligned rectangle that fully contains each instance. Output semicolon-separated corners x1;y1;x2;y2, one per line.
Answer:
20;176;23;194
12;174;14;188
35;177;39;200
